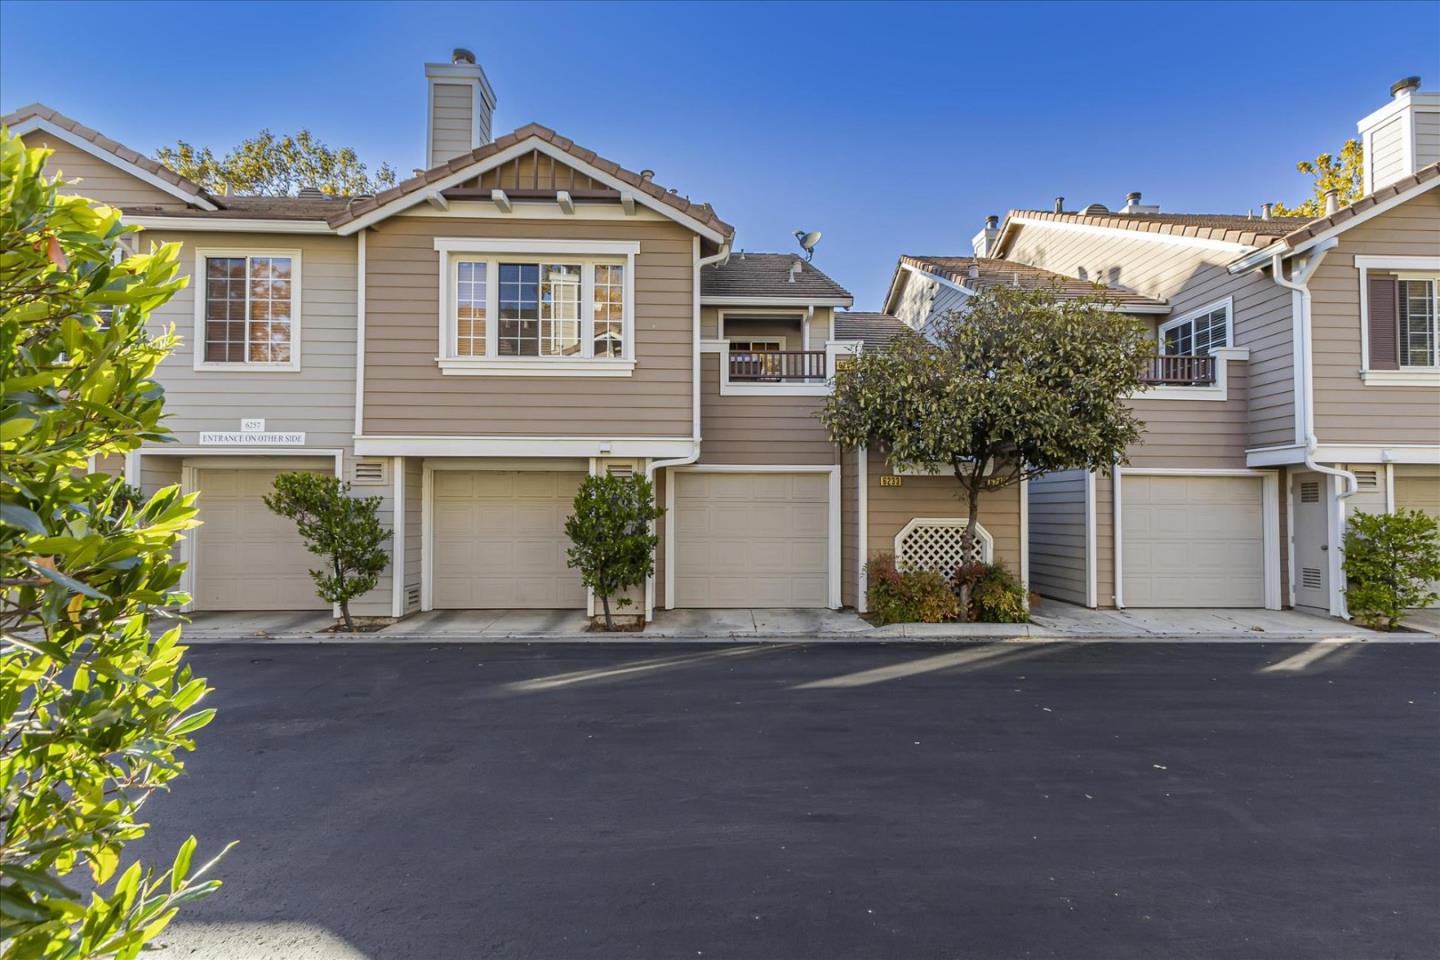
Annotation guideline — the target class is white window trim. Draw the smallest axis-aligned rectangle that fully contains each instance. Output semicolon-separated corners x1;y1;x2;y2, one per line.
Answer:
192;247;303;372
1157;296;1233;357
432;238;637;377
726;337;788;351
1355;256;1440;384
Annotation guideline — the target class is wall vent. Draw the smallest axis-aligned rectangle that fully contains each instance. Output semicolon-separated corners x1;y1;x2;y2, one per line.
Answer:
353;459;388;485
405;584;421;610
606;464;634;478
1354;470;1379;489
1301;567;1323;590
1300;481;1320;503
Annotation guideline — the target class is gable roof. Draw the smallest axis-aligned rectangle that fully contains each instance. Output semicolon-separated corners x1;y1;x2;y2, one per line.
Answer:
2;102;220;211
326;122;733;241
888;255;1168;314
834;312;906;349
995;208;1309;253
1227;161;1440;273
701;253;852;304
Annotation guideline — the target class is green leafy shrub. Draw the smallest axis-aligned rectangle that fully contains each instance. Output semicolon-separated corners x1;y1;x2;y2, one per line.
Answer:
2;127;232;956
565;473;662;630
956;562;1029;623
263;472;392;631
1343;509;1440;630
865;554;961;625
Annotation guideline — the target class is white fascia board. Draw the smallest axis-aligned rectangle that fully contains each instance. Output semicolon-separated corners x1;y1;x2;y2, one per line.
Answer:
125;215;334;234
1317;443;1440;465
353;435;696;459
338;136;729;244
433;237;641;255
1231;175;1440;273
700;296;853;307
1006;215;1257;254
13;117;219;211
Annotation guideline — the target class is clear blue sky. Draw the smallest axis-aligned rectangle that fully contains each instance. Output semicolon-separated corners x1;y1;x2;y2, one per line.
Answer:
4;0;1438;308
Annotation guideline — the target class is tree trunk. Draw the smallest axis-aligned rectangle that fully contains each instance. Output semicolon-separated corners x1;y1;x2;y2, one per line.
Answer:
338;599;355;632
957;474;983;623
601;592;613;631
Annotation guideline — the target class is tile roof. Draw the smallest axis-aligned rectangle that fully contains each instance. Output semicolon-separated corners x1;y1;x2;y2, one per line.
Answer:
121;195;346;220
2;102;219;207
701;252;853;302
327;122;733;237
900;255;1168;311
1004;208;1310;247
834;312;906;349
1273;161;1440;248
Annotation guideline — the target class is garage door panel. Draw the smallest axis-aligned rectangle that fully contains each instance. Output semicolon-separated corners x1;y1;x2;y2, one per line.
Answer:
194;467;329;611
431;470;584;609
672;471;830;608
1122;475;1264;608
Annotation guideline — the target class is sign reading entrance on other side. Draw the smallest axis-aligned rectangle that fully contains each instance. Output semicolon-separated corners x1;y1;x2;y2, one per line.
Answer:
200;432;305;446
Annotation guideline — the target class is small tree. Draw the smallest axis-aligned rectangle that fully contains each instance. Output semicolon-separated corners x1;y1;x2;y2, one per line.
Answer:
263;473;391;631
1272;138;1364;217
1344;509;1440;630
565;474;663;630
2;127;231;956
823;285;1150;618
156;129;398;197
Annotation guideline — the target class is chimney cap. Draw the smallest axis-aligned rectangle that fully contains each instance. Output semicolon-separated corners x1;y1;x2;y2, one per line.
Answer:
452;47;476;65
1391;75;1422;96
985;214;999;228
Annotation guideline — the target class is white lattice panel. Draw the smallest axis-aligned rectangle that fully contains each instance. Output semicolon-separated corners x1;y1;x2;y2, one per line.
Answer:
895;518;992;578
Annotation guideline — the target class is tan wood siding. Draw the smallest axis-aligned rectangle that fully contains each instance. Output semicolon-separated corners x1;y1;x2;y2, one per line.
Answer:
1027;469;1089;605
429;83;475;165
841;447;860;608
865;454;1023;577
1369;115;1407;190
655;469;668;609
1093;471;1115;607
404;457;423;614
1417;111;1440;171
1006;221;1234;303
363;216;695;438
1127;357;1251;468
697;353;837;465
1308;190;1440;443
24;133;190;210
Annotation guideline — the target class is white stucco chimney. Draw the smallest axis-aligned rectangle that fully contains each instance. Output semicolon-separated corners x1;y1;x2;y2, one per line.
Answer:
1357;76;1440;194
425;48;497;168
971;215;1001;257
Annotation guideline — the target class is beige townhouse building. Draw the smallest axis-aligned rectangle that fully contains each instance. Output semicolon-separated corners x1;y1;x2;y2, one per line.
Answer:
7;50;1027;622
881;77;1440;619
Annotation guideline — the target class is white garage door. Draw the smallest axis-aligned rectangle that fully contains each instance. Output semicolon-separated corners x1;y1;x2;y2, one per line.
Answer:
673;471;830;608
431;470;585;609
194;467;329;611
1396;467;1440;596
1122;474;1265;607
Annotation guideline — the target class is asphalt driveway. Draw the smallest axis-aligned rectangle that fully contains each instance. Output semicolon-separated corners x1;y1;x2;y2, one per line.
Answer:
128;640;1439;959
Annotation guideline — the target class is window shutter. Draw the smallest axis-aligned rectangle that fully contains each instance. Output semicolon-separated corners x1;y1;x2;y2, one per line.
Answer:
1367;273;1400;370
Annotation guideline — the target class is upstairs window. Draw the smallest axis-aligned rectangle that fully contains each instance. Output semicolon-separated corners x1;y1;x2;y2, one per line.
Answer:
1366;270;1439;372
1160;300;1229;356
435;239;636;376
195;250;300;370
1400;277;1438;367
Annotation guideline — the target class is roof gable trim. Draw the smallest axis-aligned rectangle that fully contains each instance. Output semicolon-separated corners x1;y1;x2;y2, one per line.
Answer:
997;214;1257;256
12;116;219;212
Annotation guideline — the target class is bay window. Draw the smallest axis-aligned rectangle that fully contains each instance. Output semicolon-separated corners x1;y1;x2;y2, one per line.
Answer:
434;238;637;376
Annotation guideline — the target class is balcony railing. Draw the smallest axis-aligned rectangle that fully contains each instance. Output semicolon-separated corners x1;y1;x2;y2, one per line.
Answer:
728;349;828;382
1141;354;1215;386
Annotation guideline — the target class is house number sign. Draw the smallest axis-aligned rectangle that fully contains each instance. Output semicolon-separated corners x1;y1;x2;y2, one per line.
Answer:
879;475;903;487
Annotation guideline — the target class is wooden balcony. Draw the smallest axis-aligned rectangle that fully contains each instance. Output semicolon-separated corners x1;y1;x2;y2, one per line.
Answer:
1141;354;1215;386
728;349;828;382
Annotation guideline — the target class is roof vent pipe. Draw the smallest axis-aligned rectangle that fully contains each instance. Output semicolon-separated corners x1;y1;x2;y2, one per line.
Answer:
640;169;655;182
1324;189;1340;215
1260;202;1273;221
1053;196;1064;213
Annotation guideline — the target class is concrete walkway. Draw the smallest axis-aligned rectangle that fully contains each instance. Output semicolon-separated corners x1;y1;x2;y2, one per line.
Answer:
170;600;1432;643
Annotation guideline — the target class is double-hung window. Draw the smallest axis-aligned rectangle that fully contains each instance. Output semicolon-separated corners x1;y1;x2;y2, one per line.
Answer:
1398;276;1438;367
194;249;301;370
1159;299;1230;356
1360;259;1440;382
435;239;637;376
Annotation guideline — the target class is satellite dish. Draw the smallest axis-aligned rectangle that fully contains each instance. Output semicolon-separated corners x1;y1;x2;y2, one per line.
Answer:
794;229;822;261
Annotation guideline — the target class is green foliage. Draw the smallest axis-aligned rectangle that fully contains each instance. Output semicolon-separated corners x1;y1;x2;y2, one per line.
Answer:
1272;138;1364;218
1343;509;1440;630
865;554;961;625
2;127;232;957
825;284;1148;618
957;562;1029;623
155;129;398;197
564;474;662;630
262;473;391;631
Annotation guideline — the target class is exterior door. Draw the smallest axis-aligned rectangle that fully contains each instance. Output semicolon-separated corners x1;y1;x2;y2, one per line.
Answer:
1292;471;1330;610
430;470;586;609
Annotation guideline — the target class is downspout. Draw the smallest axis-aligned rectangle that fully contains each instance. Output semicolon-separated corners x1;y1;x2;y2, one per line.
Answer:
644;237;731;618
1272;238;1355;615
